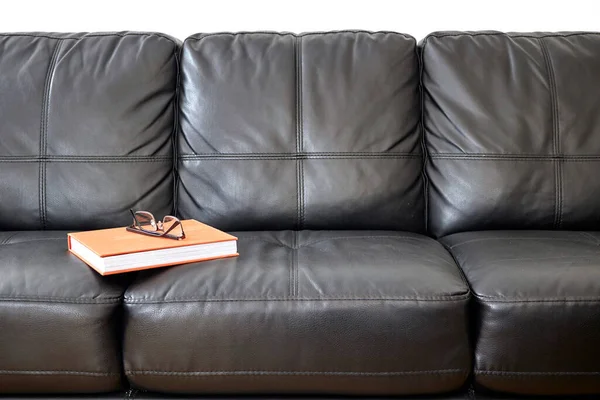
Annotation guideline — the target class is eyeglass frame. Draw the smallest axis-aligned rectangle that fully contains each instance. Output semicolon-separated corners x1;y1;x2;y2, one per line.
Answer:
126;209;186;240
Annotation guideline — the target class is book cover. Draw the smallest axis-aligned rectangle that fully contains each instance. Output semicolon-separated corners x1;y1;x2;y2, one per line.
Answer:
67;220;238;275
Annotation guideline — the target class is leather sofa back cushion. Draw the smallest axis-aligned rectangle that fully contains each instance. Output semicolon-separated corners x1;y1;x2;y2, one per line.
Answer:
177;31;424;231
423;32;600;237
0;33;178;230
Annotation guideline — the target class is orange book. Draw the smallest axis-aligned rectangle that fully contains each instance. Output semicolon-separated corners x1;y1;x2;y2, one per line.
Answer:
68;220;238;275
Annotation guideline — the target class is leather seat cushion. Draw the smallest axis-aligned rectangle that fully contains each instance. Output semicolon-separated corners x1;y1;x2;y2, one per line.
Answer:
441;231;600;396
0;231;131;393
124;231;471;396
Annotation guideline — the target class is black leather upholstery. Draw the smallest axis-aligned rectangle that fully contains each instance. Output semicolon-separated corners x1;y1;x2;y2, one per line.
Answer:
0;32;178;230
2;29;600;399
0;231;131;393
124;231;470;395
441;231;600;395
177;32;423;232
423;31;600;237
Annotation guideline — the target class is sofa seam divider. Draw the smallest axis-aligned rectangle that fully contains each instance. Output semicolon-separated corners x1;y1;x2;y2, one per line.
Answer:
294;35;305;230
474;296;600;303
418;35;429;233
0;370;120;376
171;40;182;218
538;37;563;229
299;38;305;230
180;152;418;156
476;370;600;376
0;156;173;162
124;368;466;376
179;154;419;160
430;155;600;161
0;296;122;304
123;295;471;304
39;39;64;229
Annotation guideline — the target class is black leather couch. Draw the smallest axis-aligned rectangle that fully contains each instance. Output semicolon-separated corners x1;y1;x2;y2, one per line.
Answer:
0;30;599;400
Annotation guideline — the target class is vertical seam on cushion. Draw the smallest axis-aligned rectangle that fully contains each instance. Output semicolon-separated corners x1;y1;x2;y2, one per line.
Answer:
299;36;305;230
294;36;305;230
39;39;64;230
539;38;562;229
172;43;182;217
294;37;300;230
418;39;429;234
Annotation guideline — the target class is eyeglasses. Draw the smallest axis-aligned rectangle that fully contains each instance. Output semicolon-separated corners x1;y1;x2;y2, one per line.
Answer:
126;210;186;240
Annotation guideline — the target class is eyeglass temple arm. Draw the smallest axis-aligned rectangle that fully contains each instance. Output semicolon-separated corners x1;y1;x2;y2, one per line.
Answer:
163;220;185;237
129;209;141;227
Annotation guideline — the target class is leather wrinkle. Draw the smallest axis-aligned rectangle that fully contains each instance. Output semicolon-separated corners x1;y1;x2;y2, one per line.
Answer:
0;232;19;244
538;37;562;229
39;39;64;229
579;231;600;245
0;238;65;245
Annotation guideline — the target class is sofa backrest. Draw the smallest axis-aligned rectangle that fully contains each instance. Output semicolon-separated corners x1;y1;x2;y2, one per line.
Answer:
176;31;424;232
422;31;600;237
0;32;178;230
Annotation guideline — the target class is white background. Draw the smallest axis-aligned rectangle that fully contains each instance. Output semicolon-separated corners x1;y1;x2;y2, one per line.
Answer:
1;0;599;40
